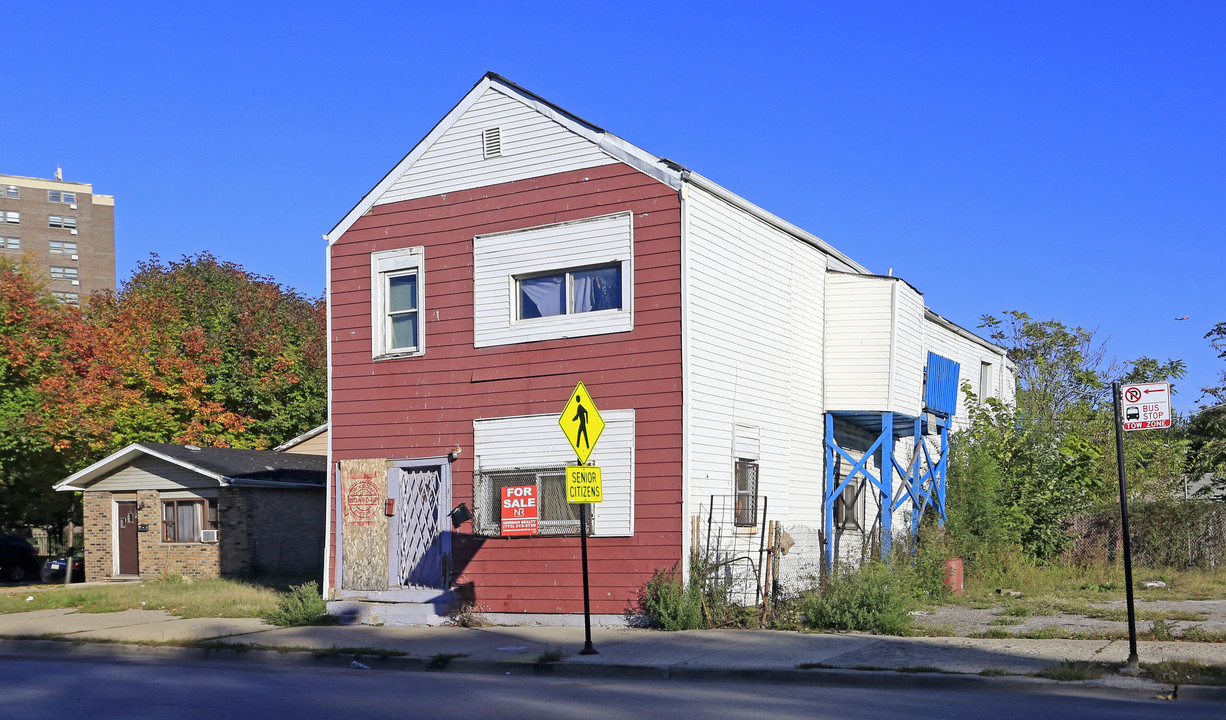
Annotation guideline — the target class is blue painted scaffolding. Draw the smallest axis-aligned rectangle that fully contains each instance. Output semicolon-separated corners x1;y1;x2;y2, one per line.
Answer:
823;353;960;571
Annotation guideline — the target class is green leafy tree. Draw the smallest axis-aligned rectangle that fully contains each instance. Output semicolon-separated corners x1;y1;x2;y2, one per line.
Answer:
0;259;75;530
1186;322;1226;484
42;253;326;459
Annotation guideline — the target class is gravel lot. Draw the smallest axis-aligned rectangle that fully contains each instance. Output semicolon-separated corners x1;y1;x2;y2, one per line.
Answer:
914;598;1226;638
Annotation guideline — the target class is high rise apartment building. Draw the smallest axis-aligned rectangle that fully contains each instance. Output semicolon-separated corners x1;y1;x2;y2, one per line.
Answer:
0;172;115;304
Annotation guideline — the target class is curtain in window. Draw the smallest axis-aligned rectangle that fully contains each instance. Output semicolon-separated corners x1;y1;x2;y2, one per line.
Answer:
520;274;565;318
177;502;200;542
573;266;621;313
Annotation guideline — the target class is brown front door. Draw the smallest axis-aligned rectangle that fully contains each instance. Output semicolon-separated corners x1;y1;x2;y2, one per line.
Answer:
116;501;139;575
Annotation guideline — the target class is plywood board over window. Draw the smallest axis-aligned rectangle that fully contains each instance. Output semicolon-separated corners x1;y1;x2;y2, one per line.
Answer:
340;458;389;591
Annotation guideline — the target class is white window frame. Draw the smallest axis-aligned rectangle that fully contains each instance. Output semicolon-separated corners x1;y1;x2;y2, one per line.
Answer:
473;212;634;348
2;237;18;250
49;215;77;229
48;190;77;204
52;291;79;305
49;241;77;254
50;265;79;280
370;246;426;360
515;262;623;320
3;211;18;224
3;185;17;198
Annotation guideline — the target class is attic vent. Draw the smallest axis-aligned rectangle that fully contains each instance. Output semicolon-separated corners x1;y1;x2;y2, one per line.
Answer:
481;126;503;159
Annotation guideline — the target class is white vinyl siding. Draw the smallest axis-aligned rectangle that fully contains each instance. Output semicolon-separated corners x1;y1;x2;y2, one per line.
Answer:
472;212;633;347
923;314;1013;430
824;273;925;416
376;86;616;206
473;410;635;537
683;186;826;531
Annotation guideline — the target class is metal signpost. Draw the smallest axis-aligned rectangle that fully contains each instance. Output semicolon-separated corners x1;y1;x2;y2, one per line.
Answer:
558;382;605;655
1113;381;1171;671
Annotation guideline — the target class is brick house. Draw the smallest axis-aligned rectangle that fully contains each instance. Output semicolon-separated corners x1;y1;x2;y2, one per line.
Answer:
55;443;325;581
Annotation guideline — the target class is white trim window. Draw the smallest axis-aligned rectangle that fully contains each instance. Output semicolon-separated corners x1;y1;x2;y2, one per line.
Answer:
473;212;633;347
48;190;77;203
49;266;79;280
3;185;17;198
2;237;18;250
48;215;77;229
3;211;18;224
49;241;77;254
370;246;425;359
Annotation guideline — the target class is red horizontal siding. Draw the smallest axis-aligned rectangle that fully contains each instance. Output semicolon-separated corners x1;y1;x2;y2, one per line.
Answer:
329;163;683;614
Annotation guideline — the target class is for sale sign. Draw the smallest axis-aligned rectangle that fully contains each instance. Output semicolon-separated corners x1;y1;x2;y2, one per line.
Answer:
1120;382;1171;431
500;484;538;536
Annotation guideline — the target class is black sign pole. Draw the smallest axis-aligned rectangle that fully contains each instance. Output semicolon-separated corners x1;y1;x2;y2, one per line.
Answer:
1112;381;1140;669
578;464;598;654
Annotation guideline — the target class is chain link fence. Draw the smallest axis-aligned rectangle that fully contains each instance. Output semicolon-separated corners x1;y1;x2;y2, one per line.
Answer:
1063;500;1226;569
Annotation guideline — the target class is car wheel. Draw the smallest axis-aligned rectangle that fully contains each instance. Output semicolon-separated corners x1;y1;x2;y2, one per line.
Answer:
4;564;27;582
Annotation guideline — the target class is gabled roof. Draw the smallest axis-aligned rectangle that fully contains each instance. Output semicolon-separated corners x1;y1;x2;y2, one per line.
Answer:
55;443;326;492
325;72;868;274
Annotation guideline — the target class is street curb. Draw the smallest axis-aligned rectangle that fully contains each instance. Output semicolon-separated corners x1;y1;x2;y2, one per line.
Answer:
4;637;1218;702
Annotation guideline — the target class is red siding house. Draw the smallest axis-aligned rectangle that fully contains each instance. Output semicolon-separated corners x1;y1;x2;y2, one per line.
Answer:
324;74;1015;625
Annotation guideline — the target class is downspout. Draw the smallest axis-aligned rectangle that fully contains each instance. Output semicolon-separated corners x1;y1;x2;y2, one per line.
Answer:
678;180;693;580
322;235;334;600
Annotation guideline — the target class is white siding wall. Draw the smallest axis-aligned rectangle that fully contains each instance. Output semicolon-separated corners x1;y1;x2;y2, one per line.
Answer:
824;274;893;412
890;282;926;417
86;457;218;492
923;316;1013;431
376;86;617;205
473;410;635;537
683;186;826;536
472;212;634;347
825;274;925;416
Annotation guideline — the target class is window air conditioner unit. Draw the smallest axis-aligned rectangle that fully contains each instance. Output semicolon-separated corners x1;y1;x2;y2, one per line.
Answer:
71;254;78;260
70;229;78;235
70;204;77;209
201;529;219;543
71;280;80;286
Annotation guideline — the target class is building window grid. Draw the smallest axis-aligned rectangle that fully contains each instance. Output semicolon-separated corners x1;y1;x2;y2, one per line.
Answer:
48;190;77;204
733;460;760;527
48;216;78;230
162;499;218;543
49;266;79;280
3;185;17;198
473;466;583;537
51;291;79;305
49;241;77;254
3;211;18;224
2;237;18;250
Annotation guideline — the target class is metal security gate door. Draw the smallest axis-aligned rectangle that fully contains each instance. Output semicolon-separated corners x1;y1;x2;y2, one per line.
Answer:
392;463;451;590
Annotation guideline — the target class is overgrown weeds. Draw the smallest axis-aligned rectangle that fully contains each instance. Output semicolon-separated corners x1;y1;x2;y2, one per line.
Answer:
261;582;329;627
797;561;919;635
1035;661;1122;681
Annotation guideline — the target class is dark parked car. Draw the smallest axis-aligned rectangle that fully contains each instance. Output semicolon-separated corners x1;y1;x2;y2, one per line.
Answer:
41;553;84;584
0;536;41;582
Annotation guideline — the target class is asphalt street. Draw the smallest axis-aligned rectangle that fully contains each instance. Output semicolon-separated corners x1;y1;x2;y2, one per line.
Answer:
3;655;1221;720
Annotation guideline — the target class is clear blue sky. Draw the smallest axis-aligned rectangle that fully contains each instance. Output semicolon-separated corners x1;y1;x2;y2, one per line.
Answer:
6;2;1222;412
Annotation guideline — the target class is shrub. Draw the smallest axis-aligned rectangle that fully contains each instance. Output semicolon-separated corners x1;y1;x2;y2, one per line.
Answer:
799;562;919;635
638;565;705;630
262;581;327;627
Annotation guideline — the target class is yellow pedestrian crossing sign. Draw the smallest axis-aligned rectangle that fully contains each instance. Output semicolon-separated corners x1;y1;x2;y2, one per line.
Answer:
559;381;604;464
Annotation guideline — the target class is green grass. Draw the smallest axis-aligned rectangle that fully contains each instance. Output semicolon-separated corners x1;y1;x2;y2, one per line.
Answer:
0;577;284;618
989;616;1023;626
427;653;468;670
537;648;566;663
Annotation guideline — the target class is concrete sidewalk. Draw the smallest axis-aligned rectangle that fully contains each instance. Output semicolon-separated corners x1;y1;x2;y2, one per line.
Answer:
1;608;1224;701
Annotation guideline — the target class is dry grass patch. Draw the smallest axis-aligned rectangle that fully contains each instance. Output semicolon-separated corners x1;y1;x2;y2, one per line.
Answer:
0;577;283;618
